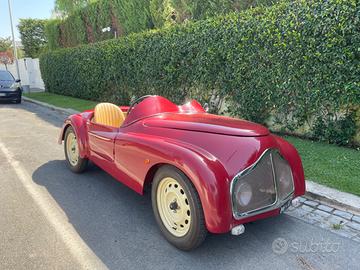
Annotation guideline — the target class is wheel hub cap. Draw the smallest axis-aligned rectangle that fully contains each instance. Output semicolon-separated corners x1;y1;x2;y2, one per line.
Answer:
157;177;191;237
66;132;79;166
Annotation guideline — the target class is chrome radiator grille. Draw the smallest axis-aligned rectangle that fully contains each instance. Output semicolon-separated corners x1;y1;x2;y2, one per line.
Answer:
231;149;294;219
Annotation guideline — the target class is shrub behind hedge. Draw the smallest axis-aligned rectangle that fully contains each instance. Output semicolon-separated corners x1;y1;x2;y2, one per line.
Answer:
45;0;152;48
149;0;277;28
40;0;360;145
46;0;277;49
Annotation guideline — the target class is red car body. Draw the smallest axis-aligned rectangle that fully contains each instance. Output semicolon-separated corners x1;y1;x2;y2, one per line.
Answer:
59;96;305;234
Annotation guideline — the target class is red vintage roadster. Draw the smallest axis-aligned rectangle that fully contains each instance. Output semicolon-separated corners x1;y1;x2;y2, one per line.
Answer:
59;95;305;250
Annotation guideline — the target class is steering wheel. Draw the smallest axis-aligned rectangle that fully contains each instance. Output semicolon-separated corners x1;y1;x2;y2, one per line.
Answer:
128;95;153;114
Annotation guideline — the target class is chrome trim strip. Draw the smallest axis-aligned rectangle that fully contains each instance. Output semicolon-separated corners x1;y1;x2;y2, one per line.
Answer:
230;148;295;220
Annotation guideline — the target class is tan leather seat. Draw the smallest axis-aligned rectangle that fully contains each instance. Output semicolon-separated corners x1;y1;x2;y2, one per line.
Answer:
94;103;125;128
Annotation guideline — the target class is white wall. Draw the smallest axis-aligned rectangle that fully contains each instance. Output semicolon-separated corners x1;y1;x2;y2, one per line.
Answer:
0;58;45;90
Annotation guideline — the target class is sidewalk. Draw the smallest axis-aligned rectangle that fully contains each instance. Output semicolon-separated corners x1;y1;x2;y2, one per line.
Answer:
306;180;360;214
286;197;360;242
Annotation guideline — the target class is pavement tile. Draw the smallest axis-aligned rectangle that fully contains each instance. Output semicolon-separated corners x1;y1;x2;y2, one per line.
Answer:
345;222;360;232
352;215;360;224
303;200;319;208
303;212;326;225
331;227;358;239
317;204;334;213
286;208;308;219
313;209;331;218
327;215;348;227
298;197;306;203
333;210;353;220
301;204;315;213
286;206;296;212
351;235;360;243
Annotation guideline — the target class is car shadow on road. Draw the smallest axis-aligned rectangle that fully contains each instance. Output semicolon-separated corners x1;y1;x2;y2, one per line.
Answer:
32;160;309;270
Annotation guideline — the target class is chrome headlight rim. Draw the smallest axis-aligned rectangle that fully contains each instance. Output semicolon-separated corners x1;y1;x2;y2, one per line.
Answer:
230;148;294;220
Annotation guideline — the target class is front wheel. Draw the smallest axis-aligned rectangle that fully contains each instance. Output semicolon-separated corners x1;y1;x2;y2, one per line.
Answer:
64;126;88;173
151;165;207;250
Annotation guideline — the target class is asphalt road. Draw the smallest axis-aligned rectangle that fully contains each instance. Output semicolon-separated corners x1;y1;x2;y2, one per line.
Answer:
0;101;359;270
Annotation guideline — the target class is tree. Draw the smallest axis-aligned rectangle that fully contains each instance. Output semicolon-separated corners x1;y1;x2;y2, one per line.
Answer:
18;19;48;58
54;0;96;15
0;37;14;68
0;37;12;52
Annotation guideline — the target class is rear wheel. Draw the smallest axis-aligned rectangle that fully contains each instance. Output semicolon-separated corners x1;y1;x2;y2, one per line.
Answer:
151;165;207;250
64;126;88;173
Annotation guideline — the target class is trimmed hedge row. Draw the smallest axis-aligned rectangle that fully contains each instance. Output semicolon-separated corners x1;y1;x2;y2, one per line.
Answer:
41;0;360;145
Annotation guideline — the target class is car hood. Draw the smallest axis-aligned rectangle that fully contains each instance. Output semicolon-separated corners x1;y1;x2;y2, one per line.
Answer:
0;80;13;88
143;113;269;137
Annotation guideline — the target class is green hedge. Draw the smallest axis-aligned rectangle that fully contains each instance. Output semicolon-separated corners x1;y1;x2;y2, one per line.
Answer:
40;0;360;145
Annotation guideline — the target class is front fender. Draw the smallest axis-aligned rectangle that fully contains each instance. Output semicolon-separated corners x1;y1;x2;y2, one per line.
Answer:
273;135;306;197
115;132;233;234
58;114;90;158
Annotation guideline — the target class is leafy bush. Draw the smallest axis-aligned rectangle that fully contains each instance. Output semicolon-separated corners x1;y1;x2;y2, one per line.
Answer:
46;0;152;48
46;0;276;48
18;19;48;58
149;0;276;28
313;111;357;146
40;0;360;145
45;20;61;50
61;11;88;48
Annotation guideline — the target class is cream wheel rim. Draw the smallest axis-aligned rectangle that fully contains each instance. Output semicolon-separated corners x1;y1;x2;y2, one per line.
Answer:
157;177;191;237
66;132;79;166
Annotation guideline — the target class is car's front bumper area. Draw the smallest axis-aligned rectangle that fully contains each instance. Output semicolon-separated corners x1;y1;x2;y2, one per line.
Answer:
0;89;22;101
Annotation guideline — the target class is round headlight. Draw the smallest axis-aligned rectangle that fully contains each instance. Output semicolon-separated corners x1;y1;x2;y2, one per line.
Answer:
235;182;253;207
272;152;294;199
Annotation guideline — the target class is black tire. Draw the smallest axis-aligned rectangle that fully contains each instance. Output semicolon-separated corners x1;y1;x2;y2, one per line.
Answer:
64;126;88;173
15;93;22;104
151;165;207;250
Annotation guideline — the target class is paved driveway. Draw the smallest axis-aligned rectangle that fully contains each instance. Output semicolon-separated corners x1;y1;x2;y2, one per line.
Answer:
0;102;359;270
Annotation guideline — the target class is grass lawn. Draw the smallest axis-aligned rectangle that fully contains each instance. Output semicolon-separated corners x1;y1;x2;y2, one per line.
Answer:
284;136;360;196
24;92;98;112
24;92;360;196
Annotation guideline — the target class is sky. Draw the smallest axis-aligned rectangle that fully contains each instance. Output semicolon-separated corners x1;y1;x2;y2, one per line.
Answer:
0;0;54;40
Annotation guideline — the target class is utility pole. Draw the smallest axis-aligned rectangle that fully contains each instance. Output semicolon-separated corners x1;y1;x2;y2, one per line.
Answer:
8;0;20;80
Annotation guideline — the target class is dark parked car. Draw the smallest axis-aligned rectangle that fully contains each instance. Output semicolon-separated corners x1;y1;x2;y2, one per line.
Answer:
0;70;22;103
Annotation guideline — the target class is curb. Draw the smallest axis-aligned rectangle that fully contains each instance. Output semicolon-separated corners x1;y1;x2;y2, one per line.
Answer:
22;96;80;115
305;180;360;215
22;96;360;215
